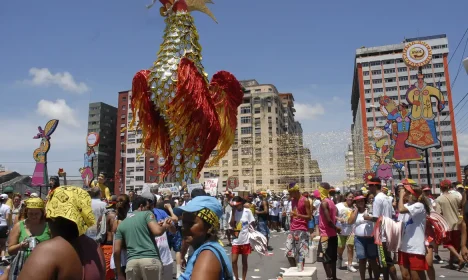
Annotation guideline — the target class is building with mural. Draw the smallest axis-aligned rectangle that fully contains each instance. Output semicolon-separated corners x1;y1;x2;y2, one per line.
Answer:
350;34;462;191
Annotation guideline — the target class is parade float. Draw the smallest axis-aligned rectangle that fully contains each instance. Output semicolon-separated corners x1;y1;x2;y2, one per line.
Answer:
130;0;243;185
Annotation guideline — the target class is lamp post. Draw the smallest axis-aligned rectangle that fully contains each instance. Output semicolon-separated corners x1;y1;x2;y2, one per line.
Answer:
463;57;468;74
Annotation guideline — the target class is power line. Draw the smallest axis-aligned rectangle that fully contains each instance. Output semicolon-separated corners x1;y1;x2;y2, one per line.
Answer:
448;27;468;65
442;92;468;122
449;35;468;91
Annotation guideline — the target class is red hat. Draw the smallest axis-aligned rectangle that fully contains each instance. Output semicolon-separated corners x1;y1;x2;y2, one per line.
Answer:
329;188;336;193
422;186;431;191
354;195;365;201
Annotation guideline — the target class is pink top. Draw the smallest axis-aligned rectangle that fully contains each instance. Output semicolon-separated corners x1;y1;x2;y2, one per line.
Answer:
290;196;308;231
319;198;337;237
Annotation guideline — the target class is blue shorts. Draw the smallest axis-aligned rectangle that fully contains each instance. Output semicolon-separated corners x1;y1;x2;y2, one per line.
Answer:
167;228;182;252
314;216;319;226
308;220;315;229
354;236;378;260
257;219;269;238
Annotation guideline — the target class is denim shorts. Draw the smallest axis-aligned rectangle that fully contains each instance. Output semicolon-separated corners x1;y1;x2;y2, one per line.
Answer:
314;216;319;226
308;220;315;229
354;236;378;260
257;219;269;238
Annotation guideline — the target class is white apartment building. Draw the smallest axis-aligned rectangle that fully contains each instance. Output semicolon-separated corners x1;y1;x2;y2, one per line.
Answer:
351;34;463;188
199;79;321;193
345;144;356;183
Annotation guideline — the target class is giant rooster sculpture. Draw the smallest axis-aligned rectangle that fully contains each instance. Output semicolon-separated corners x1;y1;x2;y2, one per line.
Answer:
131;0;243;184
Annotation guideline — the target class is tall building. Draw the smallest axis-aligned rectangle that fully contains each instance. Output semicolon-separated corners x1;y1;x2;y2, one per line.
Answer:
114;90;174;195
87;102;118;191
345;144;356;183
199;79;320;192
351;34;462;189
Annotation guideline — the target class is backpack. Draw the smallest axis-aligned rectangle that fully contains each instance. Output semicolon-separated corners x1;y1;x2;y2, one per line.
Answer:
95;209;112;244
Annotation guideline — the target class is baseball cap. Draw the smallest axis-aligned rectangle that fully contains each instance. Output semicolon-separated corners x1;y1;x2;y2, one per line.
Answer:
162;189;172;197
30;193;39;198
0;194;8;200
422;186;431;191
140;192;155;202
3;186;13;193
173;196;222;218
335;187;341;193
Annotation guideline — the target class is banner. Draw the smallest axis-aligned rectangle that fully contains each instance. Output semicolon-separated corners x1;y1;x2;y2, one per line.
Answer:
159;183;180;197
187;183;203;195
204;178;218;196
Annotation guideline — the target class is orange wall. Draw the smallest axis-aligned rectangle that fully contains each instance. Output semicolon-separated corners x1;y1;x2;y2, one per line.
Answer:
443;54;462;181
357;64;371;170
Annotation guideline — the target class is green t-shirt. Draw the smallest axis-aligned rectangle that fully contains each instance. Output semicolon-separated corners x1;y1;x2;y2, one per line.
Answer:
115;211;160;261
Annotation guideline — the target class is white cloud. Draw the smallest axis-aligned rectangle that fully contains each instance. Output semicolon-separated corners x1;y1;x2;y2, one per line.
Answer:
294;103;325;121
36;99;80;127
458;133;468;166
25;68;89;93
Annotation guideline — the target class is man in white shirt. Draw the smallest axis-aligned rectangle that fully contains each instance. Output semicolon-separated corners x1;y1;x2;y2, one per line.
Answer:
85;187;107;239
364;178;398;280
282;194;292;231
0;194;11;260
269;197;280;232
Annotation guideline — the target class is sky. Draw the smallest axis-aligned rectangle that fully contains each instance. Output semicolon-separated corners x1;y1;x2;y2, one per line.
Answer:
1;0;468;186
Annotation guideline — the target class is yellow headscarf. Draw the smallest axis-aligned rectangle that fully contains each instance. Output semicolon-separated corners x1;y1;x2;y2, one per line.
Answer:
25;197;44;209
46;186;96;236
318;186;329;200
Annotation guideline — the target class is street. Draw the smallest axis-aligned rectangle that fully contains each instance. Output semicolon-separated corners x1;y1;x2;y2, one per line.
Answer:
218;231;468;280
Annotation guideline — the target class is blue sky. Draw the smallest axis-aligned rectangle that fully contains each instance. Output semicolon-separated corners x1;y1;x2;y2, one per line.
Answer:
1;0;467;185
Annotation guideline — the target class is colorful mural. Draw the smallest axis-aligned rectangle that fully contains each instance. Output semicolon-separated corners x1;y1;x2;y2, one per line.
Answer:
405;73;445;149
362;40;444;183
32;119;59;186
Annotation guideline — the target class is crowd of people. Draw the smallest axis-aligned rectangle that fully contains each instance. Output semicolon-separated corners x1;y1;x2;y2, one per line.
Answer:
0;166;466;280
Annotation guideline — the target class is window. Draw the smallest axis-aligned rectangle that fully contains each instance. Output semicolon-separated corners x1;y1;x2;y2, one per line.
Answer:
122;105;126;110
255;169;262;177
242;169;252;176
365;89;371;94
363;71;369;76
127;158;135;163
270;179;274;185
126;167;134;172
136;166;144;172
372;70;381;75
135;176;144;181
364;80;370;85
121;114;126;119
270;168;274;175
385;78;396;83
254;107;261;114
373;88;383;93
253;97;261;104
384;69;395;74
222;160;229;167
241;147;252;155
256;180;262;185
241;137;252;144
370;61;380;66
240;107;251;114
240;116;251;124
400;85;409;90
372;79;382;84
222;170;228;177
399;76;408;81
241;127;252;134
127;148;135;154
398;67;407;72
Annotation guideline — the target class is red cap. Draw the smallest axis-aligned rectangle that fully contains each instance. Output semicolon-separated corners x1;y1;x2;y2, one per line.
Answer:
354;195;365;201
422;186;431;191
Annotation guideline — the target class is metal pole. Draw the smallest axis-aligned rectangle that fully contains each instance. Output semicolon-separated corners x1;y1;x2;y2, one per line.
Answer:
425;149;431;187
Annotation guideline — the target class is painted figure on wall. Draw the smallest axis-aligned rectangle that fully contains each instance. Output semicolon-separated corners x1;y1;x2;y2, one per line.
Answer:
379;96;422;162
32;120;59;186
405;73;445;149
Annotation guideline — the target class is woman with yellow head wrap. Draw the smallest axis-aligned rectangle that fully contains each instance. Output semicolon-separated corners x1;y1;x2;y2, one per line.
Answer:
6;186;106;280
7;197;50;275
